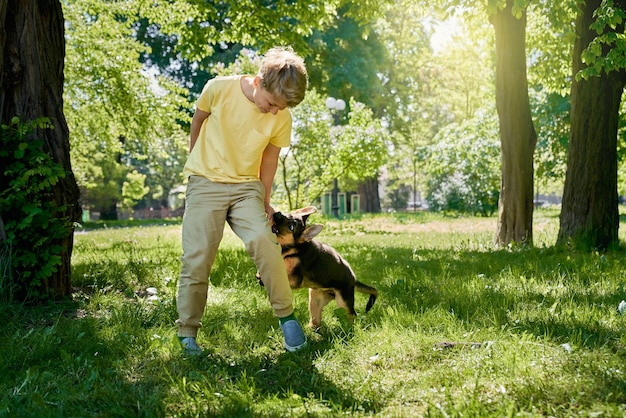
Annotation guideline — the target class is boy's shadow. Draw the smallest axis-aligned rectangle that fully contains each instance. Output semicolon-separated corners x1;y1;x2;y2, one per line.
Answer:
191;304;371;413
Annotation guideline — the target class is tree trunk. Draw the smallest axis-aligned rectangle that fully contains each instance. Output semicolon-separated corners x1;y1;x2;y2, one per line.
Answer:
357;177;381;213
99;203;119;221
557;0;624;250
490;1;537;246
0;0;81;298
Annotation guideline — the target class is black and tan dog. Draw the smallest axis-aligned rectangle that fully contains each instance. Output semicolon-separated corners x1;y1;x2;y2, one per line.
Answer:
259;206;377;329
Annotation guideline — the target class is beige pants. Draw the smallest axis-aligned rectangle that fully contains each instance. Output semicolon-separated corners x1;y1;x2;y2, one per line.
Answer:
176;176;293;338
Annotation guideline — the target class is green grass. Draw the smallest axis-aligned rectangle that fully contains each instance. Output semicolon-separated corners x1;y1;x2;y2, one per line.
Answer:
2;209;626;417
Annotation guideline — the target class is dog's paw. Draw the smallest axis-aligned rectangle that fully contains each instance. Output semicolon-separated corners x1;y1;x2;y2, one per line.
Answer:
308;321;322;332
255;272;265;287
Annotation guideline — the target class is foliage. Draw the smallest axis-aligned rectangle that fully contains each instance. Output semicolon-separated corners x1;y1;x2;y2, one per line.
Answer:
580;0;626;79
372;1;438;210
374;0;437;134
531;88;570;194
63;0;191;215
2;213;626;416
279;93;389;210
0;117;73;301
427;17;496;123
275;91;332;209
120;132;188;212
443;0;532;18
210;47;264;77
338;100;390;183
382;172;413;211
423;110;501;216
121;170;150;211
526;0;577;96
375;2;498;210
58;0;626;225
306;10;389;113
133;0;382;100
526;0;626;83
131;0;379;102
137;0;342;61
65;0;389;216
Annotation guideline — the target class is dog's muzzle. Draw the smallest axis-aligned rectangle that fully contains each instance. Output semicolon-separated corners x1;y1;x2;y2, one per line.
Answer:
271;212;285;234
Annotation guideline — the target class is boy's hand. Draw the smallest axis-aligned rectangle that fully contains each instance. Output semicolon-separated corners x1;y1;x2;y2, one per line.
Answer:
265;202;276;225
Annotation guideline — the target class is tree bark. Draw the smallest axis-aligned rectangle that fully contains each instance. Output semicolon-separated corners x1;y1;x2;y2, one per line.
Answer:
357;177;381;213
491;1;537;246
557;0;624;250
1;0;81;298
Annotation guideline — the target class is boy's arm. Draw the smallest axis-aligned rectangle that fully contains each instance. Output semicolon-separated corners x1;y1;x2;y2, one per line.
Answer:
259;143;281;218
189;109;210;152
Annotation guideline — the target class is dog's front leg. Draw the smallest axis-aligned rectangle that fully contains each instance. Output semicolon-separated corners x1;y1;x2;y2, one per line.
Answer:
308;288;334;329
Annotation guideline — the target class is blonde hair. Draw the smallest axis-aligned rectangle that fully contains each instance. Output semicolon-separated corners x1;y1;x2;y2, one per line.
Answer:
258;46;308;107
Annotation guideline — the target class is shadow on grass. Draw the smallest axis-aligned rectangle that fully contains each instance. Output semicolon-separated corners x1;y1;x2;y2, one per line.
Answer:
0;300;172;416
342;243;626;351
4;229;626;416
0;294;366;416
47;251;369;415
171;290;373;414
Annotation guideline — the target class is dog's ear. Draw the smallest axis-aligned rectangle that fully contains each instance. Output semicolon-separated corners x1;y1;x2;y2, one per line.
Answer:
293;206;317;216
301;224;323;241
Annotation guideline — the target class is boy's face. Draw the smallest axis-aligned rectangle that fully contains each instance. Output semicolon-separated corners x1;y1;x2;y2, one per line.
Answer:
253;76;287;115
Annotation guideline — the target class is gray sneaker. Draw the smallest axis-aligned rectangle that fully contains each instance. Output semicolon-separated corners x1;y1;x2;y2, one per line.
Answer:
179;337;202;356
280;319;307;352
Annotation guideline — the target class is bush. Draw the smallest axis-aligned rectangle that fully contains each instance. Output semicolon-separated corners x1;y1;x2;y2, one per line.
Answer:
0;117;72;301
423;111;500;216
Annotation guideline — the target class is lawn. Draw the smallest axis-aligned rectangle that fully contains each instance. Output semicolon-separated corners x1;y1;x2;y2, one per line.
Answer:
1;209;625;417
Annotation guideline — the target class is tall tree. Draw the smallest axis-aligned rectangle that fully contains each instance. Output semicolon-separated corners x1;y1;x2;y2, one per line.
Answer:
557;0;626;249
435;0;537;245
490;0;537;246
1;0;81;298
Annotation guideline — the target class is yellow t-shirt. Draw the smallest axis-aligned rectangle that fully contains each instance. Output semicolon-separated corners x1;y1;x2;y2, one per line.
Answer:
183;75;292;183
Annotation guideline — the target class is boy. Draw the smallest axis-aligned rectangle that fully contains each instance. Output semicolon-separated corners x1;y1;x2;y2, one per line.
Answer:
176;47;309;355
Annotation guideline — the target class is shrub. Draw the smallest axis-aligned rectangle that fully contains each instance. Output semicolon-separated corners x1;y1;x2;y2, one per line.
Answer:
423;111;500;216
0;117;72;301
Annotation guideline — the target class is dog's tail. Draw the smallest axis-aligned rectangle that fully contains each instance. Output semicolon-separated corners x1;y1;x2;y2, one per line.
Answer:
355;281;378;313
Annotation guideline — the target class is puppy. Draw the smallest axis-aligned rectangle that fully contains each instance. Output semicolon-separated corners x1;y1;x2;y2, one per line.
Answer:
259;206;377;329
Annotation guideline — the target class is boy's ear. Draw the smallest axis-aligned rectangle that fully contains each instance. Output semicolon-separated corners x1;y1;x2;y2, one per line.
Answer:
301;224;323;241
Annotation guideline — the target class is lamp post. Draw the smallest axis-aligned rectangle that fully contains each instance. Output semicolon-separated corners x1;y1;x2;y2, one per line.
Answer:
325;97;346;217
